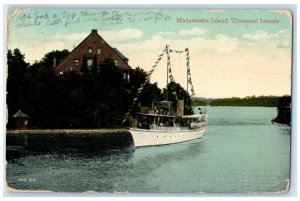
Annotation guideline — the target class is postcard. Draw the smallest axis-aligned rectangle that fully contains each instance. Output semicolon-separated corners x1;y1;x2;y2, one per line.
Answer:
6;7;292;193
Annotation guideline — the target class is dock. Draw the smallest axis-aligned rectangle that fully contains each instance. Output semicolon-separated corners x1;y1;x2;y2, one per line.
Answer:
6;129;133;160
7;129;129;135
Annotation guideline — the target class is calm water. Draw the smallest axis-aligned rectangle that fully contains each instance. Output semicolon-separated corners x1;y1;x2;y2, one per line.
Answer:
6;107;291;193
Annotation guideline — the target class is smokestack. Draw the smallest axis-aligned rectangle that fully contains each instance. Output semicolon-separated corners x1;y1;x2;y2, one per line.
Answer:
53;56;57;68
177;100;184;116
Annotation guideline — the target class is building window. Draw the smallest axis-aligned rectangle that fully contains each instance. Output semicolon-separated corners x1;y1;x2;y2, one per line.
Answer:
87;59;93;70
127;73;130;82
123;72;130;82
88;48;92;54
74;59;79;66
114;60;118;66
97;48;101;55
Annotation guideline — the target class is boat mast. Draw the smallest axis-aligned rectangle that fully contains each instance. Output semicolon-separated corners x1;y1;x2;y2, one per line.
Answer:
187;65;189;96
166;45;169;101
186;48;189;108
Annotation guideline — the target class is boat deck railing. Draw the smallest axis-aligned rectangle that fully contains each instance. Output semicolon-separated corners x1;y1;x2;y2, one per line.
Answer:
149;125;190;131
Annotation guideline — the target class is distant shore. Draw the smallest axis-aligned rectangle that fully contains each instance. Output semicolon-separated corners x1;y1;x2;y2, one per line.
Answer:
193;96;281;107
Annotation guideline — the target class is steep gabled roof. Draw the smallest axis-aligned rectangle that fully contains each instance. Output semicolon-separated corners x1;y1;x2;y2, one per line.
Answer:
113;48;128;60
54;29;131;72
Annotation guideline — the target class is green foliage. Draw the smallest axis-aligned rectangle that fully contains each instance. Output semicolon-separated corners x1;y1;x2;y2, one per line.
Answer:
130;67;147;87
39;49;70;70
6;49;130;129
162;81;193;115
209;96;280;107
6;49;31;128
192;100;207;107
6;49;194;129
140;82;162;106
129;67;163;108
272;96;291;124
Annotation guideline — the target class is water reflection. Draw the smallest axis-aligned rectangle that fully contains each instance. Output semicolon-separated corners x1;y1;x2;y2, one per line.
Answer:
6;146;136;192
134;140;203;162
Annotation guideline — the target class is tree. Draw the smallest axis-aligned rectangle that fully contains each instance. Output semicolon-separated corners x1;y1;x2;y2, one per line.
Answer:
162;81;192;114
130;67;147;89
39;49;70;70
272;96;291;125
127;67;163;113
7;48;197;129
209;96;280;107
139;82;162;106
6;49;30;128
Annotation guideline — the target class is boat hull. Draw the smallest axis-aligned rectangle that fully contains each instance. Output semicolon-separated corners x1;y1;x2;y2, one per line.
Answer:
129;127;206;147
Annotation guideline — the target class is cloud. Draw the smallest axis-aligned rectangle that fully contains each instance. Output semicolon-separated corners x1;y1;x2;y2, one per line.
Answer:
157;31;176;35
52;32;87;42
242;31;278;40
117;32;239;55
242;29;290;41
211;34;241;51
157;27;207;37
9;40;66;63
178;27;207;36
53;28;143;43
66;33;89;41
101;28;143;42
278;29;290;36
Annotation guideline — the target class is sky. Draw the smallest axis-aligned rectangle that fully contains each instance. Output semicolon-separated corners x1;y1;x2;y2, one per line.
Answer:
7;8;292;98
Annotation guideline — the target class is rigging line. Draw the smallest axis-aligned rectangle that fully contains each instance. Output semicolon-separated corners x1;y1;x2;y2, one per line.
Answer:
123;46;197;124
166;45;177;101
185;48;196;99
122;49;166;124
166;46;175;82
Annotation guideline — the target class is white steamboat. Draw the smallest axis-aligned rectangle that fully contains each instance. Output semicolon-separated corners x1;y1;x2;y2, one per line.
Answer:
125;45;208;147
130;102;208;147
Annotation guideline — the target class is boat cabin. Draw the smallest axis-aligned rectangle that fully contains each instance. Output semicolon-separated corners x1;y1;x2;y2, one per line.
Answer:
135;100;207;130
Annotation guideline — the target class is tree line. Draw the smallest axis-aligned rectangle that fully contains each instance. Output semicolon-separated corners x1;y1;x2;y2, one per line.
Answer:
209;96;281;107
7;48;191;129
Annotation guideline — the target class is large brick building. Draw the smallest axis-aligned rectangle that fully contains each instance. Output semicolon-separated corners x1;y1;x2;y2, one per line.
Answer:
53;29;131;80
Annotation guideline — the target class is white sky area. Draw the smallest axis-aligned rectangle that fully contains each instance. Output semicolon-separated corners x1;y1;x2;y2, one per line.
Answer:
7;9;292;98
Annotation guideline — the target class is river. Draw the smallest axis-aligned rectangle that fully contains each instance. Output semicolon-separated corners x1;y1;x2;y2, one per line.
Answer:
6;107;291;193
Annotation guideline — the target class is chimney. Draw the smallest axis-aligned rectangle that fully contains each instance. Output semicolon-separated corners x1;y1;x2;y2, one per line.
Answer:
91;29;97;33
53;56;57;68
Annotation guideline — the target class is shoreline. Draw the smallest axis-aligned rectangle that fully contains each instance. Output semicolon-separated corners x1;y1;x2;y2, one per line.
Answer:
6;128;129;135
6;129;133;157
